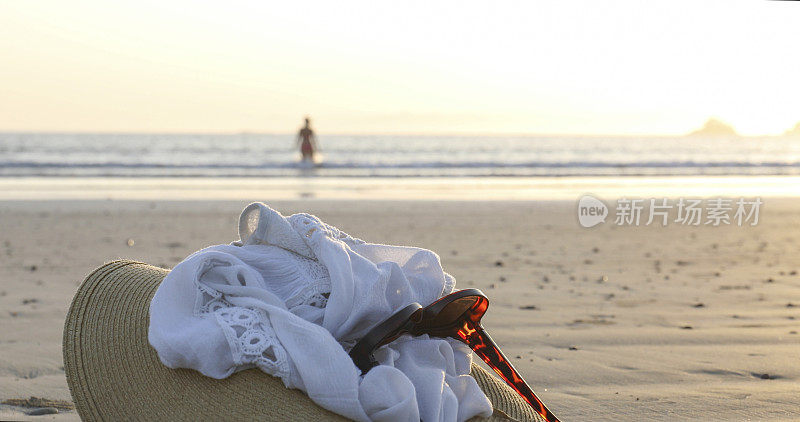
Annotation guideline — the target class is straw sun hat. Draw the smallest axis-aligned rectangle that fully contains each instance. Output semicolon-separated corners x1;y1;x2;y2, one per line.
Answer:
63;260;544;421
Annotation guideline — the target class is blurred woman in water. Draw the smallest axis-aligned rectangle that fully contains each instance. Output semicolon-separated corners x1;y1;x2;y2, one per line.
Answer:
296;117;318;162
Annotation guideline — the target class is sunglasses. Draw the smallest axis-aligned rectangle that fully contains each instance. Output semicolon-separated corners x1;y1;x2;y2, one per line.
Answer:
349;289;559;422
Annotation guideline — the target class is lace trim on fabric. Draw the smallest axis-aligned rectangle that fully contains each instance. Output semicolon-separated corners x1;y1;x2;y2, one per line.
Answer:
214;306;291;379
285;282;331;309
289;213;365;247
190;211;388;380
194;280;292;378
192;254;335;380
286;253;332;309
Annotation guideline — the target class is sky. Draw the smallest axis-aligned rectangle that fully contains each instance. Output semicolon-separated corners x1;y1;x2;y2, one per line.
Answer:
1;1;799;136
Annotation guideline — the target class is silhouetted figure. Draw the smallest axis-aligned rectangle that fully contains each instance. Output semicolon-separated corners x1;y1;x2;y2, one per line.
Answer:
296;117;318;162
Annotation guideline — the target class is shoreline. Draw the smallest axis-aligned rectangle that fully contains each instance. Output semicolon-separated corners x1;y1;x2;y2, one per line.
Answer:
0;175;798;201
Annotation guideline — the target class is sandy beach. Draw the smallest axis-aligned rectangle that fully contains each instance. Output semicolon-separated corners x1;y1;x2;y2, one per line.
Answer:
1;196;798;421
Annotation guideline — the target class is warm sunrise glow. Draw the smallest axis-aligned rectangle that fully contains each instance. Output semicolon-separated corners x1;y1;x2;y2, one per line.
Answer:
1;0;799;135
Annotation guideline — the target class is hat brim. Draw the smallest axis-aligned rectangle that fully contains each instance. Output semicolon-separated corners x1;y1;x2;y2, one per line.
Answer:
63;260;543;421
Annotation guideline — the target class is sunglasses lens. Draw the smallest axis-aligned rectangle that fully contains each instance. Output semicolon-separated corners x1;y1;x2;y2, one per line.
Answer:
376;308;422;347
350;304;423;373
436;296;480;325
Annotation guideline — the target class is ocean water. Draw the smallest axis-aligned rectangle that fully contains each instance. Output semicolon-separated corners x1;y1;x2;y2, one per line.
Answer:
1;133;800;178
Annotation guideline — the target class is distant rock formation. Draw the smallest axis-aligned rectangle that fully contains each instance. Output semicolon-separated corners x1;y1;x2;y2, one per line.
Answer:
688;118;738;137
783;122;800;137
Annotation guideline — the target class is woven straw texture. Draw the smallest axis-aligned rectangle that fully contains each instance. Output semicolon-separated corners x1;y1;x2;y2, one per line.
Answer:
64;260;544;421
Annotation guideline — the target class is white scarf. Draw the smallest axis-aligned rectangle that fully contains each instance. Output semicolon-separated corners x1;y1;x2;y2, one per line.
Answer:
148;202;492;421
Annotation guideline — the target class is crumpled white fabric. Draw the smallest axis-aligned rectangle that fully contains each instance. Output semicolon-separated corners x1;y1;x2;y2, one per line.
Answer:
148;202;493;422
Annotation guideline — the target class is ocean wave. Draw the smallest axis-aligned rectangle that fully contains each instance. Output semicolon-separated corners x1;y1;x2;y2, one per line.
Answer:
3;133;800;177
3;159;800;170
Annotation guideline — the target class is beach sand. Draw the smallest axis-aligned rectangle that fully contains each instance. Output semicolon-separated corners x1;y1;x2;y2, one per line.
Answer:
1;198;798;421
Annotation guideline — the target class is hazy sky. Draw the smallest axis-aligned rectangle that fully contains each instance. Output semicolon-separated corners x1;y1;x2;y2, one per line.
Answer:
1;1;799;135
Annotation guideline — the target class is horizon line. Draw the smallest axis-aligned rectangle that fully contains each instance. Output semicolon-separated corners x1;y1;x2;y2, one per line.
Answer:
1;129;797;138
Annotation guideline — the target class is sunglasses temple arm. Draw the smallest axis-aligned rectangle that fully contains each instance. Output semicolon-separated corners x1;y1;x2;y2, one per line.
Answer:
469;328;560;422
